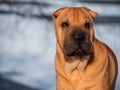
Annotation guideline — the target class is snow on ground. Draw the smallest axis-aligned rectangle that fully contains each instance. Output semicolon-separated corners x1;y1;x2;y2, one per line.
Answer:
0;1;119;90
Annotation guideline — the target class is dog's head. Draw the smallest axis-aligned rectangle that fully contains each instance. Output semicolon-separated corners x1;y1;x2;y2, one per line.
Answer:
52;7;98;56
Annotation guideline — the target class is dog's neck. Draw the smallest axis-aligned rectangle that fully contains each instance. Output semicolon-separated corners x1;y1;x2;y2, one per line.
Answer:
56;42;90;76
65;55;90;76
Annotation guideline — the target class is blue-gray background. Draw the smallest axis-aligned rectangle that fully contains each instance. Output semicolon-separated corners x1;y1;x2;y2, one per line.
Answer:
0;0;120;90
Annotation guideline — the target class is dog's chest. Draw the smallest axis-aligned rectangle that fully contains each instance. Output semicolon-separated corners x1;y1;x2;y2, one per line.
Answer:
65;56;90;76
66;68;109;90
65;56;90;86
64;58;110;90
67;68;84;86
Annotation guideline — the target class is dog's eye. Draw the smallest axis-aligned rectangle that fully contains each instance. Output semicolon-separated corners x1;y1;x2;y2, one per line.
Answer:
84;22;90;29
61;22;69;28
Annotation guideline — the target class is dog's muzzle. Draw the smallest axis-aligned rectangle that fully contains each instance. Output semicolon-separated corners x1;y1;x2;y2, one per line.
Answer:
63;30;93;56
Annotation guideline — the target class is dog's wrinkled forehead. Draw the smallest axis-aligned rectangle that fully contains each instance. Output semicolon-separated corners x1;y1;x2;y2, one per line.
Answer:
52;7;98;22
58;8;88;23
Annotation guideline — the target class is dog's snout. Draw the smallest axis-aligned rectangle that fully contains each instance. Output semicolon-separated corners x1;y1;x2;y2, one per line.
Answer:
72;30;86;43
74;33;86;41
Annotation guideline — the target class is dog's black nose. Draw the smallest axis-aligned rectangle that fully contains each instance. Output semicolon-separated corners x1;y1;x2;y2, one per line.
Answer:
72;30;86;43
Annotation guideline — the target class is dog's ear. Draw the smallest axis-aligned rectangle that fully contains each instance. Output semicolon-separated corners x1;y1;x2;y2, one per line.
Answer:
52;7;68;20
81;7;98;19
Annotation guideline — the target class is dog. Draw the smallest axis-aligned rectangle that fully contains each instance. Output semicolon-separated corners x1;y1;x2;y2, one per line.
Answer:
52;6;118;90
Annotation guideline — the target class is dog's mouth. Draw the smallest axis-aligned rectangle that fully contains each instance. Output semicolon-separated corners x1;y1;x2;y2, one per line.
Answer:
63;43;93;56
67;48;83;56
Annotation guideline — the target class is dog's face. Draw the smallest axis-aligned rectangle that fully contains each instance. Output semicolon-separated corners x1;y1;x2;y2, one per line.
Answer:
52;7;98;56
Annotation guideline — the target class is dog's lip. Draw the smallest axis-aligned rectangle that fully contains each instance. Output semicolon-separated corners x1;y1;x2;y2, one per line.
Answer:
65;48;82;56
65;46;93;56
72;48;82;55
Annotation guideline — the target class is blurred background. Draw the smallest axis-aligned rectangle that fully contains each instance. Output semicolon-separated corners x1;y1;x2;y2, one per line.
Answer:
0;0;119;90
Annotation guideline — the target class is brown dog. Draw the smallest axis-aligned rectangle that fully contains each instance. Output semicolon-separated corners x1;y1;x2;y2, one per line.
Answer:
52;7;118;90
